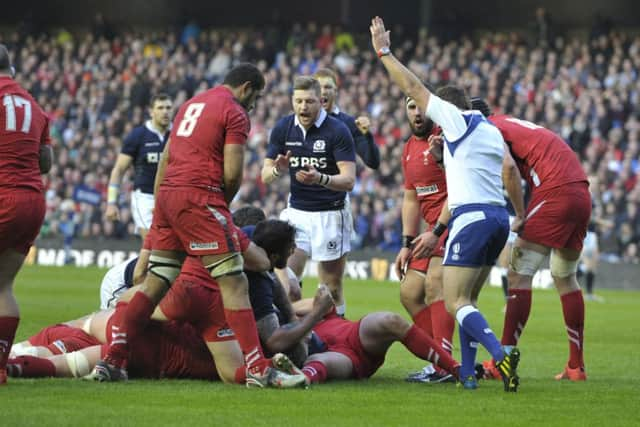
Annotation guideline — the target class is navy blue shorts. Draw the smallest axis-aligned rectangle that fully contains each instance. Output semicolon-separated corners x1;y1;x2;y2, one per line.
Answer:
444;204;509;267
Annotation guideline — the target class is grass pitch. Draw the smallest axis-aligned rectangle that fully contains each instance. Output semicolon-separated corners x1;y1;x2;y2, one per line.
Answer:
2;265;639;427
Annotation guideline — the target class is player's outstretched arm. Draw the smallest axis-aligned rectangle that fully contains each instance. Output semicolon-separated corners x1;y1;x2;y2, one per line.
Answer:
370;16;431;115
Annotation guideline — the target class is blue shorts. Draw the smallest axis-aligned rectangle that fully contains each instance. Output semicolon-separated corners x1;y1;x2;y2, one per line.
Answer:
444;204;509;267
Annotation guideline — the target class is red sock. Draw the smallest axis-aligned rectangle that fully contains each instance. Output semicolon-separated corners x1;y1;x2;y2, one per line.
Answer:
302;360;328;384
0;316;19;370
411;305;432;337
6;355;56;377
561;290;585;369
501;289;532;346
107;293;155;366
234;366;247;384
401;325;459;375
224;308;268;374
430;300;455;354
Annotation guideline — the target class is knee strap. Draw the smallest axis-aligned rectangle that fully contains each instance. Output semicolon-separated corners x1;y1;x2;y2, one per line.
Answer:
510;246;546;276
205;253;244;279
65;351;91;378
148;255;182;287
550;250;579;278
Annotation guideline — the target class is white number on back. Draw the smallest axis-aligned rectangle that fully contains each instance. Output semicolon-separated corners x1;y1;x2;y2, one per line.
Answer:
505;117;542;130
3;95;32;133
176;103;205;137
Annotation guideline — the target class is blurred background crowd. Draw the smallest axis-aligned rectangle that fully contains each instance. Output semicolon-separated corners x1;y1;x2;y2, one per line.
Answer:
1;11;638;263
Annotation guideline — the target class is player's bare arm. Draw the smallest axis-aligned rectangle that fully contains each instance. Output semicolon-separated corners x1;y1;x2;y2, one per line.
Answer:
106;153;134;221
502;144;526;232
370;16;431;114
153;137;171;195
265;285;334;353
295;161;355;192
396;189;420;280
261;150;291;184
412;199;450;259
223;143;244;205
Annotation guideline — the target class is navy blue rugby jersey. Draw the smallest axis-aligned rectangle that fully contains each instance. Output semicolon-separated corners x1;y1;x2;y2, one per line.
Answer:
267;110;356;211
330;108;380;170
121;121;169;194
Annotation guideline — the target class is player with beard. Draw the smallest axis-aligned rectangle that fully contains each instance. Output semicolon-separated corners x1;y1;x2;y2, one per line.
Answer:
90;64;305;388
395;97;455;383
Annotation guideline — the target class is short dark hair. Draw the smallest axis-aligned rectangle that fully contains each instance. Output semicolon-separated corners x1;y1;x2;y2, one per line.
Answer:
470;97;492;117
252;220;296;256
223;63;265;91
0;44;11;72
293;76;320;95
150;93;171;108
436;85;471;110
314;68;338;86
233;206;266;228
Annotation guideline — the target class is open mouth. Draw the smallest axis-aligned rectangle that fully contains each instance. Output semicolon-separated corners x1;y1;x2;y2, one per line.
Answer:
320;96;328;106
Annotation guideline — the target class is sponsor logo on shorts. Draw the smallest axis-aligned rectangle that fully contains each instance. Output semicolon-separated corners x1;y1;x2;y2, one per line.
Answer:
416;184;439;196
286;141;303;146
327;240;337;251
190;241;219;251
452;242;461;261
217;328;235;338
313;140;326;153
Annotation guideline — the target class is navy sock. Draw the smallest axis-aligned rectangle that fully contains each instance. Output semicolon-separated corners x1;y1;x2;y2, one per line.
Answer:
457;323;478;379
457;305;504;363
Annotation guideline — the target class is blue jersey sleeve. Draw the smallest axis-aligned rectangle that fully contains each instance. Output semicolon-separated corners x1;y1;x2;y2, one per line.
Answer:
332;121;356;163
266;119;287;159
121;128;140;158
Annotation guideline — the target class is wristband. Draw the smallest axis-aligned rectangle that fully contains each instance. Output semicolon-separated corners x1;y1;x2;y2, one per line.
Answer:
107;184;119;204
377;47;391;58
402;235;415;249
318;174;331;187
432;222;447;237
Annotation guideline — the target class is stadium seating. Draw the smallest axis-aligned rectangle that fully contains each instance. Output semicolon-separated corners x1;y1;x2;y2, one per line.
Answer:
2;24;638;262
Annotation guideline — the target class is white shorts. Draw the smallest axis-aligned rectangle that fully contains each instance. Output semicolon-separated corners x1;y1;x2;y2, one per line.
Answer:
99;260;131;309
131;189;154;232
280;206;352;262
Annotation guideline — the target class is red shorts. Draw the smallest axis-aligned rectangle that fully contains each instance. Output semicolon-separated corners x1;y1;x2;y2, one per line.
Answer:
0;190;45;255
27;324;100;354
407;232;447;273
316;316;385;379
159;275;233;343
521;182;591;251
151;188;241;256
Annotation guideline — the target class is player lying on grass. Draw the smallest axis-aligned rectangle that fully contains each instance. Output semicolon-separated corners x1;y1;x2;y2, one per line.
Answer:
9;218;326;384
7;304;225;381
276;298;463;384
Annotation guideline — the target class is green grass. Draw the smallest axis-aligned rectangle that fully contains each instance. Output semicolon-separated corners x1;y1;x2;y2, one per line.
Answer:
3;265;640;427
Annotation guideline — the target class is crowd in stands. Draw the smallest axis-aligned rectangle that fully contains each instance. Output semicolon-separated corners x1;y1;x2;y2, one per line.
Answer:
1;17;639;263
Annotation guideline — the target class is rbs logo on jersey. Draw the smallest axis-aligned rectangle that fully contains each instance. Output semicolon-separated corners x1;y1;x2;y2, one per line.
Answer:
289;156;328;169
